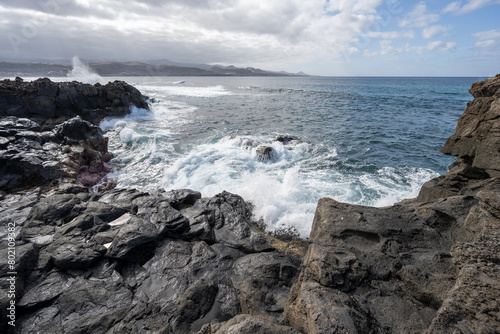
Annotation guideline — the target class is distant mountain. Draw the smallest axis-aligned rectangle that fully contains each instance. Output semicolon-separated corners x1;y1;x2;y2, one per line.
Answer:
0;60;308;77
144;59;214;70
0;62;70;77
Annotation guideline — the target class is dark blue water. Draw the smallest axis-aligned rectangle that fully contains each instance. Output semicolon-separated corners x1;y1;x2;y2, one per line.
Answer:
94;75;482;236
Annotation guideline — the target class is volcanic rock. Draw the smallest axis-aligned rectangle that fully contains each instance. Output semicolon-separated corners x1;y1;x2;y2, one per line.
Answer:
0;77;149;129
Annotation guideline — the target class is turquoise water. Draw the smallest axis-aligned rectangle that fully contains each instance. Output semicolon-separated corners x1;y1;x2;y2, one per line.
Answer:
95;76;482;236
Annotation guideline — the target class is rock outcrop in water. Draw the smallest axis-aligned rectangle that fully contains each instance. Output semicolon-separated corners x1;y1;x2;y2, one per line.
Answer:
0;77;149;129
0;78;149;192
2;75;500;334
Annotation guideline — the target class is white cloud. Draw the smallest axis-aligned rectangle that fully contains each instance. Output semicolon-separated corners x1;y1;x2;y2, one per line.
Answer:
424;40;457;51
399;2;439;28
379;40;410;55
443;1;462;13
365;30;415;39
0;0;390;67
473;29;500;55
422;25;450;39
378;39;457;55
443;0;500;14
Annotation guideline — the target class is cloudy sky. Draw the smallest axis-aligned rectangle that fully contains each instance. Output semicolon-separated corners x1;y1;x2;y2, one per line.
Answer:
1;0;499;76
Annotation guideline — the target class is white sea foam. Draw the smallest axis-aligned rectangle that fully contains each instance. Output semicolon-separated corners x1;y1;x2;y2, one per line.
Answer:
100;105;153;131
361;167;439;207
159;134;439;236
162;135;321;237
66;55;103;84
137;84;232;98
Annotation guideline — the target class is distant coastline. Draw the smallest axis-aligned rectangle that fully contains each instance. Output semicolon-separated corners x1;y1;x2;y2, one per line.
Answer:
0;60;308;78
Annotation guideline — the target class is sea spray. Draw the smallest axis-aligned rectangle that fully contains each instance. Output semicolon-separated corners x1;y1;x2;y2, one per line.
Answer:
67;55;103;84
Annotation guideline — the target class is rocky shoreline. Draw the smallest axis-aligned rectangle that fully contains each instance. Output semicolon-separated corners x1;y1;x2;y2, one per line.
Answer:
1;76;499;333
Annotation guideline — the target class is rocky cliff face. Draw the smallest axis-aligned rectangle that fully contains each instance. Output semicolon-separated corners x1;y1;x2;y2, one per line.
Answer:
283;74;500;333
2;75;499;334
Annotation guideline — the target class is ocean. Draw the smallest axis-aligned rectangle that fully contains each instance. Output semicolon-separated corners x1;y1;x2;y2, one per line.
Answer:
66;75;482;237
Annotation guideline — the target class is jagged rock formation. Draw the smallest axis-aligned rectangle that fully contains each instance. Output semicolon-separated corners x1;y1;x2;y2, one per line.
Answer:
0;77;149;129
0;116;114;192
0;78;150;192
2;188;302;333
283;74;500;333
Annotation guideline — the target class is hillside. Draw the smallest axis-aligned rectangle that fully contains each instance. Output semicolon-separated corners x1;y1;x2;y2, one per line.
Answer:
0;61;305;77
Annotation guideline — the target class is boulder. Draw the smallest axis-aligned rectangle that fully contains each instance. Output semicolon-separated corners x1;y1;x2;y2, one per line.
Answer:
256;145;275;162
231;252;299;318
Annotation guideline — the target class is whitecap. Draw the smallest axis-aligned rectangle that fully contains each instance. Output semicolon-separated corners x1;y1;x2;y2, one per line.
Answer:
138;84;233;98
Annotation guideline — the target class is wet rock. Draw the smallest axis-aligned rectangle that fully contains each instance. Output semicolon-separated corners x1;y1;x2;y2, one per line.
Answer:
256;145;275;162
0;116;114;192
163;188;202;210
18;271;71;310
51;239;106;270
105;216;161;263
204;191;273;252
0;77;149;192
0;77;149;128
276;136;298;145
12;186;300;333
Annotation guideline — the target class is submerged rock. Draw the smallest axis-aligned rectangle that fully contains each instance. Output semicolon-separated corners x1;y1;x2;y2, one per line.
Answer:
256;145;275;162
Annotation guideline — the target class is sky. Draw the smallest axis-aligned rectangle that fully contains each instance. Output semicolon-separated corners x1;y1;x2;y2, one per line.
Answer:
0;0;499;76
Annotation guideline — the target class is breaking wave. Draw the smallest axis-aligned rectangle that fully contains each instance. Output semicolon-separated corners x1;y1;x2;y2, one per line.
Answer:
66;55;103;84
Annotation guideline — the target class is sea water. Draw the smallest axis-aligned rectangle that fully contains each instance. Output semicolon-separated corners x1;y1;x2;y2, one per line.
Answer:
92;76;481;237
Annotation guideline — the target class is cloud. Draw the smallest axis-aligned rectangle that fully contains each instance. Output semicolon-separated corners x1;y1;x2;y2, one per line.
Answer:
378;39;457;55
443;0;500;14
422;25;450;39
399;2;439;28
365;30;415;39
0;0;390;67
473;29;500;55
443;1;462;13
